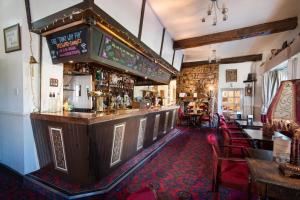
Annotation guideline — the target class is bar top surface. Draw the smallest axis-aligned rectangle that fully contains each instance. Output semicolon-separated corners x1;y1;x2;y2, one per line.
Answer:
30;106;179;125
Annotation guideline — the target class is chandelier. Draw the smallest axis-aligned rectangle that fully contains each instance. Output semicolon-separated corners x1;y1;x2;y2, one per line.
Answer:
202;0;228;26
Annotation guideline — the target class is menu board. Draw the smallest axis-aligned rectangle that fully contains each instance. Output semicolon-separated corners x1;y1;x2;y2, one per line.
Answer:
47;27;88;61
100;35;171;83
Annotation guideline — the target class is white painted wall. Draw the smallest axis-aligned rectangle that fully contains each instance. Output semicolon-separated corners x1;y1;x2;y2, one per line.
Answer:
30;0;83;22
0;0;40;174
94;0;142;37
287;52;300;80
218;62;252;117
161;31;173;64
218;62;252;89
173;50;183;71
141;2;164;54
40;38;64;112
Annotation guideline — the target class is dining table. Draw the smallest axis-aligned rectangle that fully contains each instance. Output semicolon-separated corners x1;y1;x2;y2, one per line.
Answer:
243;129;290;149
247;158;300;200
235;120;263;129
245;148;273;161
186;112;203;126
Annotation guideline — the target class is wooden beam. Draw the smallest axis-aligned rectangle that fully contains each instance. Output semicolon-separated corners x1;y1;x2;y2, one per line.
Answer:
174;17;298;50
182;54;263;68
159;28;166;56
138;0;146;40
172;49;176;66
24;0;32;30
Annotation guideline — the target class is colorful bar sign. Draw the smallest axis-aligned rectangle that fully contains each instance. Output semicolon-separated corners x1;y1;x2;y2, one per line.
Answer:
47;27;88;61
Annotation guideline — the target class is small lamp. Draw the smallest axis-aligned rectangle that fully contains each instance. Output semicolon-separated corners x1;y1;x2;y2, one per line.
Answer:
29;55;38;64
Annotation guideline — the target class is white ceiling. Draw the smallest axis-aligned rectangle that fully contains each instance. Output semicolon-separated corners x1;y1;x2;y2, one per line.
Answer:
147;0;300;62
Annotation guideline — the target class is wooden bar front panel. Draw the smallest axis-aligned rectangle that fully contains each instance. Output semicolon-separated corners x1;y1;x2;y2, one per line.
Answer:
31;107;178;183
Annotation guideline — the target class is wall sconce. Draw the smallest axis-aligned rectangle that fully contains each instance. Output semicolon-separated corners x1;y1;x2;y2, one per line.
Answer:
29;32;38;65
208;85;214;97
29;56;38;64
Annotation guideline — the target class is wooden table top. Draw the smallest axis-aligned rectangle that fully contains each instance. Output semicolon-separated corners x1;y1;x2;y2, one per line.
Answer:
235;120;263;127
247;158;300;190
186;112;204;116
246;148;273;161
31;106;179;125
243;129;290;141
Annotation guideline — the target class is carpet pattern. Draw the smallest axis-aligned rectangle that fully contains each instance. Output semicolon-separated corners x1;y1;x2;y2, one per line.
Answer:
0;127;252;200
0;166;46;200
97;128;249;200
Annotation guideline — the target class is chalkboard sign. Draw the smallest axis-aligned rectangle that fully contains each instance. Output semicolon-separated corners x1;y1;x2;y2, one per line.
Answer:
47;27;88;61
100;35;170;83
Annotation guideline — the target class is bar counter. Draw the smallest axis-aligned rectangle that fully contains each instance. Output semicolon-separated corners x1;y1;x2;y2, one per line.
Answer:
30;106;178;184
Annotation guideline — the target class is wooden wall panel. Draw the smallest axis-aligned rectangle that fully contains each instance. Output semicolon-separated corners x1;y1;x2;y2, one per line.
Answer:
32;108;177;183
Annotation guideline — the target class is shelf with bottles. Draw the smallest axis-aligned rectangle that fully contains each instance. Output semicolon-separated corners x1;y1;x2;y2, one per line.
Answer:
63;71;91;76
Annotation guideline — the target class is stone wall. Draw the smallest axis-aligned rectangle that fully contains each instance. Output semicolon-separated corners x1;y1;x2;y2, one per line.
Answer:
177;64;219;111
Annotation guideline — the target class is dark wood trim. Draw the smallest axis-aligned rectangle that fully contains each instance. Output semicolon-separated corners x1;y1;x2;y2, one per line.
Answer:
39;35;43;112
84;0;94;6
174;17;298;49
182;54;263;68
159;28;166;56
31;2;89;31
25;128;181;198
30;2;178;74
24;0;32;30
89;4;177;74
138;0;146;40
171;49;176;66
180;54;184;70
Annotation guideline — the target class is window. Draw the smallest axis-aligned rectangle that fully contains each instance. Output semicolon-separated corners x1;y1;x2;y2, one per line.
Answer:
221;89;242;113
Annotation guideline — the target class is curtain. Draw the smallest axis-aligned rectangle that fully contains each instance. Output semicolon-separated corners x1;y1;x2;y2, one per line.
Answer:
261;69;288;114
261;71;279;114
277;69;288;83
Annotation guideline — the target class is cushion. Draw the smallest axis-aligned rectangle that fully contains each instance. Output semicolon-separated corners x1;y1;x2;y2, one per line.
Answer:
221;160;249;191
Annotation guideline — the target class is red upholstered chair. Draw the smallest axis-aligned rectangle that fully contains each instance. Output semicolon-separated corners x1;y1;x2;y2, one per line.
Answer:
222;129;253;148
126;187;158;200
199;111;211;127
207;134;251;197
178;107;189;126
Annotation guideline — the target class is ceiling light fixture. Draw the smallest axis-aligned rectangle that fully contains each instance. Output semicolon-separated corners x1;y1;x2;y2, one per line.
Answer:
208;49;220;63
202;0;228;26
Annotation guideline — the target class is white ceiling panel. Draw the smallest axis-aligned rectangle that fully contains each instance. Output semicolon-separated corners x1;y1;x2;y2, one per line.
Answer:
148;0;300;62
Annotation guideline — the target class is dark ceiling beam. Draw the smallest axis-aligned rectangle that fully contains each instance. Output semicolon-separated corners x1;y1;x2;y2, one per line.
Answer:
174;17;298;50
138;0;146;39
182;54;263;68
24;0;32;30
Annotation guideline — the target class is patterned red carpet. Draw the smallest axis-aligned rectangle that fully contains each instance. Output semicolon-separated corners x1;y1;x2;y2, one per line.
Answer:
0;166;46;200
0;128;250;200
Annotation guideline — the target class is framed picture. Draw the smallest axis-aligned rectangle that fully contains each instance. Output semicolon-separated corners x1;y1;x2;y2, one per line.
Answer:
3;24;21;53
226;69;237;82
49;78;59;87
